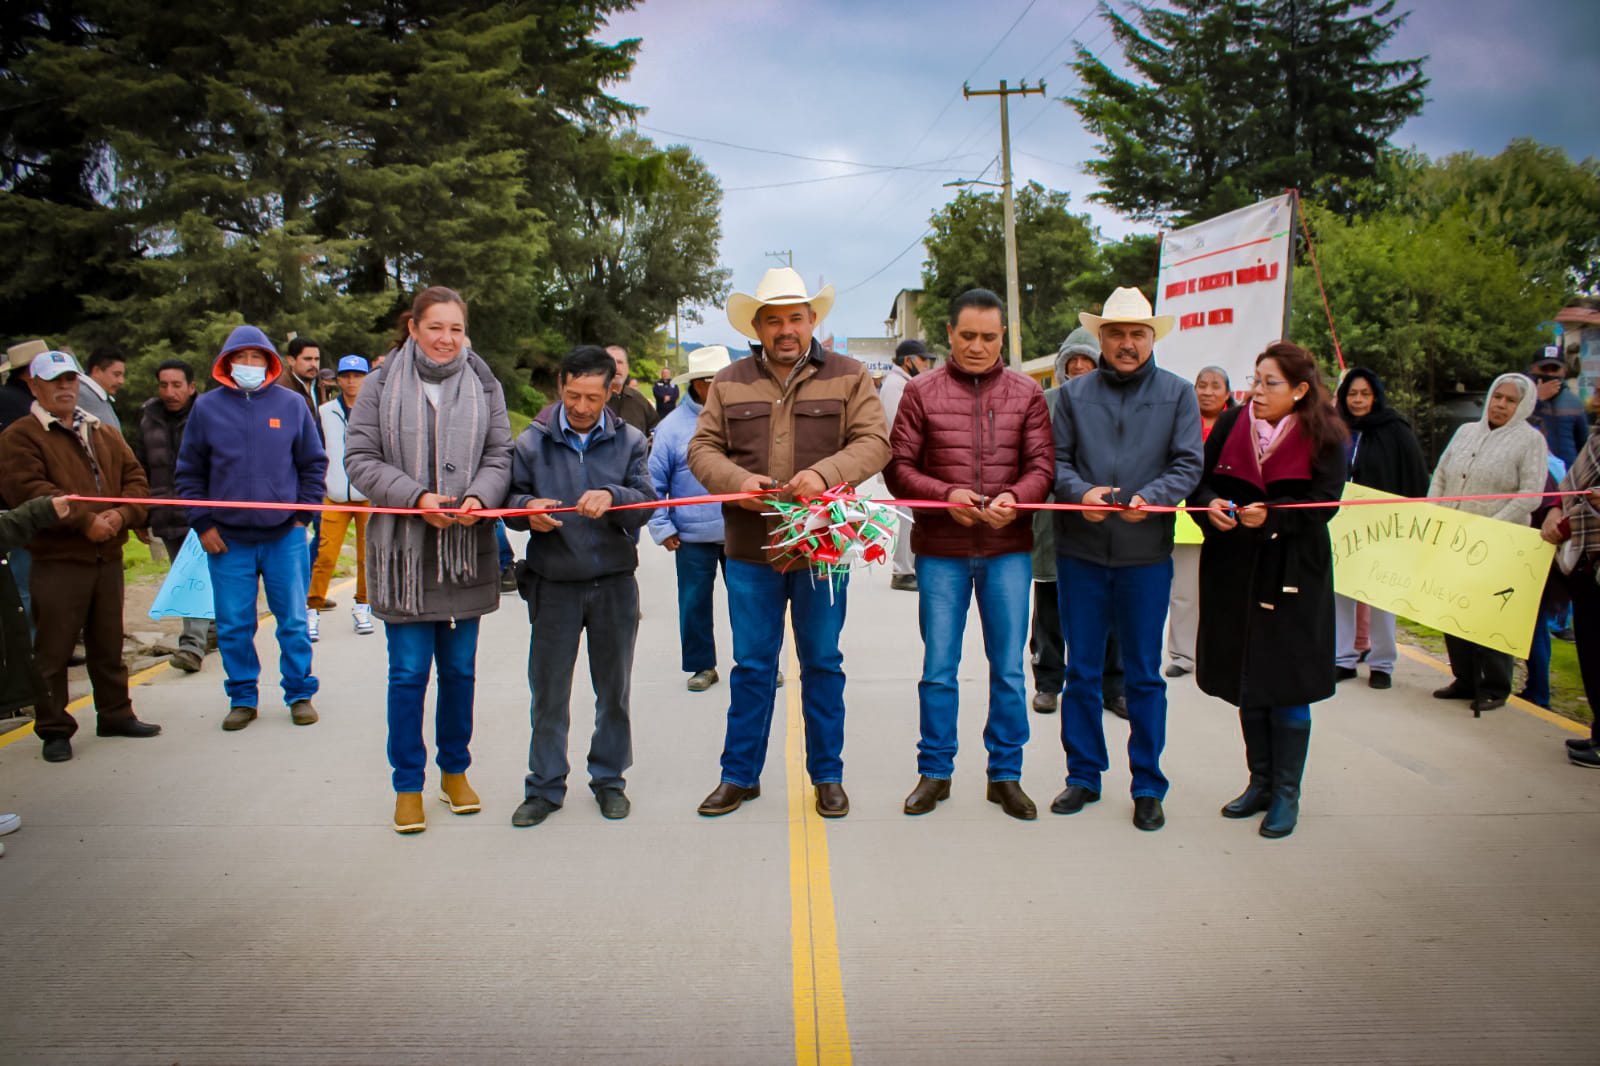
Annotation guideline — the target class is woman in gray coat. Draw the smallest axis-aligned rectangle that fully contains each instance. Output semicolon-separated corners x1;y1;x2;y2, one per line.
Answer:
345;287;513;834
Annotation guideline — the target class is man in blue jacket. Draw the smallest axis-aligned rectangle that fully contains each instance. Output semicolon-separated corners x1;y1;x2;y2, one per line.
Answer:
1528;352;1589;469
175;326;327;732
648;345;731;693
504;345;657;827
1050;288;1203;832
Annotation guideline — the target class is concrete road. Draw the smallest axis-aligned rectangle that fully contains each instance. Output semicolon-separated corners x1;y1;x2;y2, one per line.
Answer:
1;540;1596;1064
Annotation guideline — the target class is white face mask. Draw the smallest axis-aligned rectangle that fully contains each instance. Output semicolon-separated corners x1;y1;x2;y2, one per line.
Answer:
232;364;267;391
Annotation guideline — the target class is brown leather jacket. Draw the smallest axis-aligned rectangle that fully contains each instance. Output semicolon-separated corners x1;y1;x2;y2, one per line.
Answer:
884;360;1054;558
0;404;149;563
688;342;890;568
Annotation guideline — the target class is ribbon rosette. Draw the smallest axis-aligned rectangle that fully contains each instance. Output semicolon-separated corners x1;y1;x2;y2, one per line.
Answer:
765;484;899;588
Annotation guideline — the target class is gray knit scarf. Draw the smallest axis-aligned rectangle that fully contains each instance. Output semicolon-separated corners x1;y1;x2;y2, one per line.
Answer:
367;337;489;616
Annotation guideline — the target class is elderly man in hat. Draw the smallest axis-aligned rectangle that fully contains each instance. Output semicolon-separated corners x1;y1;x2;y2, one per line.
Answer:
650;346;733;693
687;267;890;818
1030;326;1129;718
1049;288;1203;832
0;350;159;762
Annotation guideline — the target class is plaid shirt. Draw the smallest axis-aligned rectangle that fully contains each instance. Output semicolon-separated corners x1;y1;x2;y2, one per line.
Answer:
1558;426;1600;571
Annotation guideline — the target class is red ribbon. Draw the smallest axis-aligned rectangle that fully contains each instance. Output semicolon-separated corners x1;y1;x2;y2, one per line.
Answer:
60;488;1593;517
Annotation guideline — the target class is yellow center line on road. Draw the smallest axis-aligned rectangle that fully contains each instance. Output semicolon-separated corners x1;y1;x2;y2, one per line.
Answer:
0;576;357;753
784;625;852;1066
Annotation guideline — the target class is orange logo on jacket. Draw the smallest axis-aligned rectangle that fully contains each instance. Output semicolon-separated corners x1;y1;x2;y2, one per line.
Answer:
269;418;281;429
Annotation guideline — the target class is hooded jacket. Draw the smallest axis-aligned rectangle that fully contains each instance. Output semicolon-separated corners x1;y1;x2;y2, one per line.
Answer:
505;405;656;582
648;390;724;546
1427;372;1548;525
1051;351;1204;567
1335;368;1429;498
884;359;1054;558
174;325;328;543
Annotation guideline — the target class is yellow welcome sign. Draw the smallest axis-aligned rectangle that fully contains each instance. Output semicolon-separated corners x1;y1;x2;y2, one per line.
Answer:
1327;484;1555;659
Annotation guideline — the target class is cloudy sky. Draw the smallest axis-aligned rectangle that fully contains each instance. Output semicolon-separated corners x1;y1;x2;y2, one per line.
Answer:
599;0;1599;350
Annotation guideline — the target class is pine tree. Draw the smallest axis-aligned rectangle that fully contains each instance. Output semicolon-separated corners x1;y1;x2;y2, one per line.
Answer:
1068;0;1426;224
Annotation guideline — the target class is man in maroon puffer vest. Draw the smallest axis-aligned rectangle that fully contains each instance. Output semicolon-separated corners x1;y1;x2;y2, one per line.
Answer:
884;288;1054;820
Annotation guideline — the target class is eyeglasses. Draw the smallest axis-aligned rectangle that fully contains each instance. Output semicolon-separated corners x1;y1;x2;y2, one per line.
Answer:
1246;375;1288;389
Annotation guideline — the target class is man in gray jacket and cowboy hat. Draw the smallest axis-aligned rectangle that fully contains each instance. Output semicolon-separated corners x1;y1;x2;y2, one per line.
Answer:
1049;287;1203;832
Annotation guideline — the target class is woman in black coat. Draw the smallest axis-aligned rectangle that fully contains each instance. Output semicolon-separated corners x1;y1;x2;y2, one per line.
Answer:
1332;368;1429;689
1192;342;1348;839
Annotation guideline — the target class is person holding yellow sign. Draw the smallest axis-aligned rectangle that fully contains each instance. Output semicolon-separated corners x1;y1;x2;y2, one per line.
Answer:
1427;374;1548;715
1193;342;1348;840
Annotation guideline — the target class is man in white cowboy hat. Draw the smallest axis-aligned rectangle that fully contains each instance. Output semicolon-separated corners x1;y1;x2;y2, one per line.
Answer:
1;339;49;434
649;345;734;693
1047;286;1203;832
688;267;890;818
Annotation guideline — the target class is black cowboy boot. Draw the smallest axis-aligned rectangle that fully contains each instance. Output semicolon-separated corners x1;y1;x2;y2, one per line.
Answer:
1261;717;1312;839
1221;706;1273;818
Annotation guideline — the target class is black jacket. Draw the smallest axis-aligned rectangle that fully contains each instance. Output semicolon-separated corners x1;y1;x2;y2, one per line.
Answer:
135;396;196;542
505;406;656;583
1336;368;1429;498
1192;405;1347;708
0;496;59;715
0;375;33;435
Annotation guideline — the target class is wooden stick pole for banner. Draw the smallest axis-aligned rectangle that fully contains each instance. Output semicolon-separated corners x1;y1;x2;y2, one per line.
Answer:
1282;188;1298;345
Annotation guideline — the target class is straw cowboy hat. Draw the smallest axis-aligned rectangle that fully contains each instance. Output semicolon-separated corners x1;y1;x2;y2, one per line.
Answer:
6;338;49;372
673;345;732;387
1079;286;1174;341
726;267;835;341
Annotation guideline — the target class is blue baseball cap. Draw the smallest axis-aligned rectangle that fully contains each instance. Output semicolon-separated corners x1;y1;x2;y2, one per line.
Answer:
337;355;370;375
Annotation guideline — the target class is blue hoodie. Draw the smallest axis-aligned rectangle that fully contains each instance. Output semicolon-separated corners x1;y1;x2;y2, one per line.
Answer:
174;325;328;542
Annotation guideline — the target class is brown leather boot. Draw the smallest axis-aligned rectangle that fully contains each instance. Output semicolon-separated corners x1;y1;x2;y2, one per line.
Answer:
440;772;481;814
986;780;1037;820
814;782;849;818
393;792;425;834
903;776;951;815
697;782;760;817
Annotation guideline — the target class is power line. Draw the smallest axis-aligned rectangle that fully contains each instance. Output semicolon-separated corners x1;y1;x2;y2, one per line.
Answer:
636;123;979;172
853;0;1044;217
1021;2;1101;80
837;156;999;296
723;165;972;193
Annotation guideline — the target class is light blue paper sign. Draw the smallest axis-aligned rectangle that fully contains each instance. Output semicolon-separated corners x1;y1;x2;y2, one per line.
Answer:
148;530;215;620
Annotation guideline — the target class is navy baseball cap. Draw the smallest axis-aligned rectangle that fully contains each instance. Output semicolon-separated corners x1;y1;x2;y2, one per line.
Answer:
337;355;370;375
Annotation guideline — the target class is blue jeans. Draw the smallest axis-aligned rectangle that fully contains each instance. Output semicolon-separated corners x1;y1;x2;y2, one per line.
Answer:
9;547;32;638
494;520;514;571
1524;604;1553;706
1056;555;1173;799
915;552;1031;781
721;559;848;788
385;618;479;793
207;524;317;708
674;540;725;673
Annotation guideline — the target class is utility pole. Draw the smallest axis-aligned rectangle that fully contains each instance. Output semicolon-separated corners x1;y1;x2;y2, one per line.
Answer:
765;249;793;268
963;79;1045;368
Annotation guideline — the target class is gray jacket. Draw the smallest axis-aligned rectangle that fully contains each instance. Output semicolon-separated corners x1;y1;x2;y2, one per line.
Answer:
505;405;656;582
343;353;513;624
1052;354;1203;567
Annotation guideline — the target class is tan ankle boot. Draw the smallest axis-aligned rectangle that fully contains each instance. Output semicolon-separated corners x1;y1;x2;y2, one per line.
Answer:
393;792;426;834
440;772;481;814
